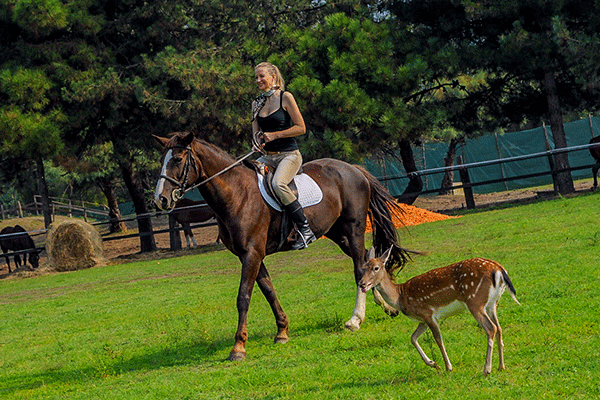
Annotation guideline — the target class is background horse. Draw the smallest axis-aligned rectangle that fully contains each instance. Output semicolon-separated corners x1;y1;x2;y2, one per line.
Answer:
171;198;219;247
0;225;41;273
154;132;410;361
590;136;600;190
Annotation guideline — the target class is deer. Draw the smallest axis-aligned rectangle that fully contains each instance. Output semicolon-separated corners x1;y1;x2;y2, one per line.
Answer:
359;247;520;375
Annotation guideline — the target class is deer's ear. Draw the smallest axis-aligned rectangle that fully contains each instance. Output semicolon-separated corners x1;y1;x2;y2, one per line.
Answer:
366;247;376;261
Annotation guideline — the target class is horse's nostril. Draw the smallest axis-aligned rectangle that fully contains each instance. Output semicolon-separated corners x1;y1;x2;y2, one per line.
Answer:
161;197;170;210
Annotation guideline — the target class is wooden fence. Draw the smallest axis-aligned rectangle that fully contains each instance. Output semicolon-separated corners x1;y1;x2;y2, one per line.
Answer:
0;196;110;221
1;142;598;269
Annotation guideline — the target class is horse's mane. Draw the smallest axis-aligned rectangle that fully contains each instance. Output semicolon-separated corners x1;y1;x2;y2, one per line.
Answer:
166;132;237;165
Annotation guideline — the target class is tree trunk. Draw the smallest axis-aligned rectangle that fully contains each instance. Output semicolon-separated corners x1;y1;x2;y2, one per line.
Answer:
35;158;53;228
397;139;423;205
543;66;574;195
117;150;156;252
439;137;463;195
98;179;126;233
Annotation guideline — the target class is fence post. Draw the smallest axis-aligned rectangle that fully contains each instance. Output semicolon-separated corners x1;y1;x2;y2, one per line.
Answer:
542;122;559;195
168;213;182;250
17;201;23;218
457;156;476;209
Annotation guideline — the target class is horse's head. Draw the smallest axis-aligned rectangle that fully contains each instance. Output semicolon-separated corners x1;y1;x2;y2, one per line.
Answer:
29;248;42;268
153;132;201;211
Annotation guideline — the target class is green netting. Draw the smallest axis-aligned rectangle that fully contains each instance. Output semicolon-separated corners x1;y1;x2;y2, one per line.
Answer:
366;116;600;196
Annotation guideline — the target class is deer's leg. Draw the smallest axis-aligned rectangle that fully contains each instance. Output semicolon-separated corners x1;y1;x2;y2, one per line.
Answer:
256;262;289;344
229;250;262;361
426;320;453;371
471;308;498;375
373;289;399;317
487;301;505;371
411;322;439;369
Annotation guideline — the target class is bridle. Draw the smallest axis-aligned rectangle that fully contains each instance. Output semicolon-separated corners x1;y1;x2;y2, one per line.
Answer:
161;144;260;203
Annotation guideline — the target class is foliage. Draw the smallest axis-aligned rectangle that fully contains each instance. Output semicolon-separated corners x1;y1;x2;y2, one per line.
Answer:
388;0;600;131
1;194;599;398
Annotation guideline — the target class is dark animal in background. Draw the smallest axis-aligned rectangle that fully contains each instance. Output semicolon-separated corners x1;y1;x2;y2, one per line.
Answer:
0;225;41;273
590;136;600;190
170;198;219;248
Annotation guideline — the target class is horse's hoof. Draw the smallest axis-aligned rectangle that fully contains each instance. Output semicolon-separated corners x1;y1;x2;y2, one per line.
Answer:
227;351;246;361
274;336;289;344
344;319;361;332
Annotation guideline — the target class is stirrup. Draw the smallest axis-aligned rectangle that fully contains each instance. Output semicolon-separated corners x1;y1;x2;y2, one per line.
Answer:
292;227;316;250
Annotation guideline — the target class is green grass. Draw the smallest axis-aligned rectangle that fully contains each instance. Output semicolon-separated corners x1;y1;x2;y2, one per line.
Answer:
1;193;600;399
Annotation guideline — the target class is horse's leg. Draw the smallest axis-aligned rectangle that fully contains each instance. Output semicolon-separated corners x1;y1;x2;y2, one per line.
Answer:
189;232;198;248
327;222;369;332
256;262;289;344
229;249;263;361
593;162;600;190
182;223;196;248
2;250;11;273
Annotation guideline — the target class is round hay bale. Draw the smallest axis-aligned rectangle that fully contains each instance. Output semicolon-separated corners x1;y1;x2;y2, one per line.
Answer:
46;220;105;272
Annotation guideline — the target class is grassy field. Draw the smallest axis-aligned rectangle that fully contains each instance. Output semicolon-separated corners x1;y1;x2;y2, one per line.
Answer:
1;192;599;399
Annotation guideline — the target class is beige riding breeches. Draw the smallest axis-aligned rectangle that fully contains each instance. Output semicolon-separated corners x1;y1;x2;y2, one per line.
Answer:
257;149;302;206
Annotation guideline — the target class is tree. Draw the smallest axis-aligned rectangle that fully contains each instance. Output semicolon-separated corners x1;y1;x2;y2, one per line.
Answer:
0;66;65;227
388;0;600;195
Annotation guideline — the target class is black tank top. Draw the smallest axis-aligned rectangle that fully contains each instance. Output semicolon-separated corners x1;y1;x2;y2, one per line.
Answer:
256;91;299;152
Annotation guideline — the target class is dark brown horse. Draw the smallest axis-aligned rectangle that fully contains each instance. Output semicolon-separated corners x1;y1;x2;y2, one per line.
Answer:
153;132;409;361
0;225;41;273
171;198;219;247
590;136;600;190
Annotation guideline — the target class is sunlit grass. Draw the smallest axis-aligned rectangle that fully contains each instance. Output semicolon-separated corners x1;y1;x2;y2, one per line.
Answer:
1;192;599;399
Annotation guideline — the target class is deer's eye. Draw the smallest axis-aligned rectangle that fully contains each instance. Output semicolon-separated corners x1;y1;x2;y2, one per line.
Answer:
172;156;182;163
374;266;380;272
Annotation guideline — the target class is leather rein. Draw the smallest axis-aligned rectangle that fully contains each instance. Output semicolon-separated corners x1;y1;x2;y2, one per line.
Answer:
161;144;259;203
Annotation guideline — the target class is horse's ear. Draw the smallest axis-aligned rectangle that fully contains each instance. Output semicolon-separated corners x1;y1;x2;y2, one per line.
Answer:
366;247;376;261
182;131;195;146
153;135;170;147
381;246;394;267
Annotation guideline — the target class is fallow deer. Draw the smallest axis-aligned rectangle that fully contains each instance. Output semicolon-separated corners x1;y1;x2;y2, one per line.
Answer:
359;248;520;375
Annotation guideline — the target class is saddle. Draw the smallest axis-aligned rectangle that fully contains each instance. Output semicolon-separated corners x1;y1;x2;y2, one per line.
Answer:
245;159;323;250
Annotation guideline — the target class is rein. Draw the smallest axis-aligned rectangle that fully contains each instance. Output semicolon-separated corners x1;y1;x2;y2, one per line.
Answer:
162;145;259;202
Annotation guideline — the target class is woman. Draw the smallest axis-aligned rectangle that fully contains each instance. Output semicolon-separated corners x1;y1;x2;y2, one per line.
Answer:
252;62;316;250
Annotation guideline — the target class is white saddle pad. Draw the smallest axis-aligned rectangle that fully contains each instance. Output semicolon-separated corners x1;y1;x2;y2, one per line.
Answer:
257;172;323;211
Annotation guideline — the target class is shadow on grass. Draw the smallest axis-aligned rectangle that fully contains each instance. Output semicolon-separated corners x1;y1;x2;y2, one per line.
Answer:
0;335;234;396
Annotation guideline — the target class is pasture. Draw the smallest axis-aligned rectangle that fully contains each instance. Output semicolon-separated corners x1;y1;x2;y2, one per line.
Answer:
1;193;599;399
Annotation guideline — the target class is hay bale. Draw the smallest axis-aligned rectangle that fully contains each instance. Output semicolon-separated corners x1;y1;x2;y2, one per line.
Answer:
46;220;105;272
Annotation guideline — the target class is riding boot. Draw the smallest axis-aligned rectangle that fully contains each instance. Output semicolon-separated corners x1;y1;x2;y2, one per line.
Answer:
285;200;317;250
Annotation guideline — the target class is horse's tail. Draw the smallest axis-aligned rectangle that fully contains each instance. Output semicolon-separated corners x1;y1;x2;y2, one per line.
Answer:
354;165;413;275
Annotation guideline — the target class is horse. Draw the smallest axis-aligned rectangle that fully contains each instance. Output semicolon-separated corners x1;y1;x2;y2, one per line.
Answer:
590;136;600;190
153;131;410;361
0;225;41;273
171;198;219;247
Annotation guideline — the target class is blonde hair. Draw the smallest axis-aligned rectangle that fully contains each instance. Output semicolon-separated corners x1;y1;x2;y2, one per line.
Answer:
255;62;285;91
